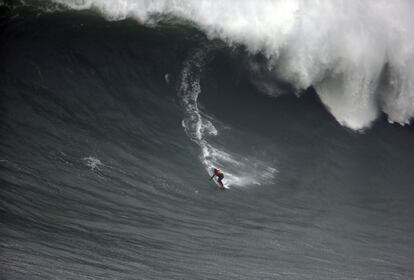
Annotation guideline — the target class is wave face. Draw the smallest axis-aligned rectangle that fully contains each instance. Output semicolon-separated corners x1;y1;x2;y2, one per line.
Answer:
1;3;414;280
49;0;414;130
178;49;276;187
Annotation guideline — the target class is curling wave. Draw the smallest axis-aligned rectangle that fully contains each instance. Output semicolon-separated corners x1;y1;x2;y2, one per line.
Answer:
50;0;414;130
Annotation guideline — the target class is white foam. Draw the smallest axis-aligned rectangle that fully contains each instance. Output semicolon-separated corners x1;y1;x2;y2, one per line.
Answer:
164;73;170;84
83;156;103;171
54;0;414;129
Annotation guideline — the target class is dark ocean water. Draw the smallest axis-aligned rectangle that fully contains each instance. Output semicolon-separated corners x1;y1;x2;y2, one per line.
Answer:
1;4;414;280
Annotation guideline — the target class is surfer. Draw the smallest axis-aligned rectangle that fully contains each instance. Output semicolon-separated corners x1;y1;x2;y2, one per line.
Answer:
210;168;225;189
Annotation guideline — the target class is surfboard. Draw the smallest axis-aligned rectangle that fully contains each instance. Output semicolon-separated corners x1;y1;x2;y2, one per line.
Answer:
214;181;229;190
209;175;229;190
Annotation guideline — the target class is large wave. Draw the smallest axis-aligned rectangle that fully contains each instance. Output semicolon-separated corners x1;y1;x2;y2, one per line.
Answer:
49;0;414;130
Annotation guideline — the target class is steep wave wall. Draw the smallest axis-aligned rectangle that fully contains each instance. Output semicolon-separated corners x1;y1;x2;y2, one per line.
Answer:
47;0;414;130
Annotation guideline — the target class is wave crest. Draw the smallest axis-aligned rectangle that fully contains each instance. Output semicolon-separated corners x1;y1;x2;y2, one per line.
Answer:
52;0;414;129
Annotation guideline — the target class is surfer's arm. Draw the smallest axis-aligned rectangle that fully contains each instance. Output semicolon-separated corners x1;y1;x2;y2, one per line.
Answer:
209;174;215;181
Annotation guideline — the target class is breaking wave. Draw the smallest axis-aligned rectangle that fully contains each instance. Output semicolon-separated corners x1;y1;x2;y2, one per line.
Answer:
49;0;414;130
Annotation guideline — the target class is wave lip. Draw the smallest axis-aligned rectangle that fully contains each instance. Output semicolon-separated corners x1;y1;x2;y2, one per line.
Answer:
50;0;414;130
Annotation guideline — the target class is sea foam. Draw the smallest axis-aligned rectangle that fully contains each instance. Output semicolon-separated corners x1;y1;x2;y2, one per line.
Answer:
53;0;414;130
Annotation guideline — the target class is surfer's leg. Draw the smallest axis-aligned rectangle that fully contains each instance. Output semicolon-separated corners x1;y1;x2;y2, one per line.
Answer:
217;176;224;189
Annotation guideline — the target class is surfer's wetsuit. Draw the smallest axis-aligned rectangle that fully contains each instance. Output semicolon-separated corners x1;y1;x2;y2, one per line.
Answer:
210;168;224;188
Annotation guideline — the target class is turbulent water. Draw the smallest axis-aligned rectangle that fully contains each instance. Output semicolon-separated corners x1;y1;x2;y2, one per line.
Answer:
1;1;414;280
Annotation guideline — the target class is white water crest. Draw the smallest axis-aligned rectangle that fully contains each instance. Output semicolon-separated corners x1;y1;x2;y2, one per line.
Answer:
53;0;414;129
178;50;276;187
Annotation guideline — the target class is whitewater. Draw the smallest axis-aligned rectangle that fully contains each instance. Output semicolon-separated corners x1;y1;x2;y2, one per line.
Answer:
51;0;414;130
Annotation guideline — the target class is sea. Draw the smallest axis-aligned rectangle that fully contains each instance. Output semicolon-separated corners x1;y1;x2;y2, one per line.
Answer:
1;1;414;279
